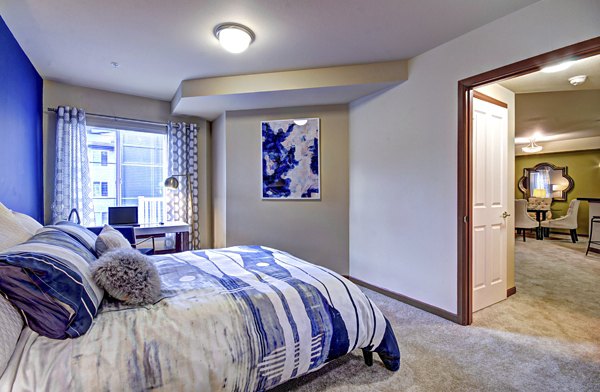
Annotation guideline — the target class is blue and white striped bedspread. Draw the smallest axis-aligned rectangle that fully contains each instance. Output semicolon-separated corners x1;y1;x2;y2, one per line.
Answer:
2;246;400;391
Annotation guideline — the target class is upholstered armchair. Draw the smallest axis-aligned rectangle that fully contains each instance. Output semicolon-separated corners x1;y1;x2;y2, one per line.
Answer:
540;199;580;243
515;199;539;241
527;197;553;220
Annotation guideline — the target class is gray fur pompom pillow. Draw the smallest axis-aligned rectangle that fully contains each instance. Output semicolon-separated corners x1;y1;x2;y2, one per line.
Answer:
91;248;161;305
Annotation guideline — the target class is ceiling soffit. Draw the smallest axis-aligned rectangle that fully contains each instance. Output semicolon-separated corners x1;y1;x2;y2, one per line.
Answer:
172;61;408;119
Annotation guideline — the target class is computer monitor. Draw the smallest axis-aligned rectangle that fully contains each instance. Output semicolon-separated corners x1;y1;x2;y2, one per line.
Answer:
108;206;139;226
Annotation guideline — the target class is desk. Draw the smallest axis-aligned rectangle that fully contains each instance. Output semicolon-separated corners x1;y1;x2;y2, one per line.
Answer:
527;208;549;240
135;221;190;254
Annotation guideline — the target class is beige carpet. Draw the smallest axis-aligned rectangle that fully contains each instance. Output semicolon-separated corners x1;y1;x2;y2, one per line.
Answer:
274;235;600;391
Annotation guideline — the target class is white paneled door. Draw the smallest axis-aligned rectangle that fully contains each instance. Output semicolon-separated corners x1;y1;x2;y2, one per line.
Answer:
472;95;509;312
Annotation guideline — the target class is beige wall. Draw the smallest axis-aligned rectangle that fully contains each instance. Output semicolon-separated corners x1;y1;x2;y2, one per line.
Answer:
349;0;600;313
212;113;227;248
476;84;516;291
214;105;349;274
43;80;212;248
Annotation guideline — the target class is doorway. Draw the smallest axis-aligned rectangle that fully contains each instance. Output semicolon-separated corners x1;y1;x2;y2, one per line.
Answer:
456;37;600;325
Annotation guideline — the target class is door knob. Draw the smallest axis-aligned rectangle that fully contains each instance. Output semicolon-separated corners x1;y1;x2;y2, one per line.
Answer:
501;211;510;219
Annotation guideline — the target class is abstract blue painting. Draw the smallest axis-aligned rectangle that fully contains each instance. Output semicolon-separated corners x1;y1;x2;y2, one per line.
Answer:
262;118;320;199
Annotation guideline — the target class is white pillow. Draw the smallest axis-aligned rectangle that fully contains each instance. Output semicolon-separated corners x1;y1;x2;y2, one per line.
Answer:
11;211;43;236
95;225;132;256
0;203;32;252
0;294;23;377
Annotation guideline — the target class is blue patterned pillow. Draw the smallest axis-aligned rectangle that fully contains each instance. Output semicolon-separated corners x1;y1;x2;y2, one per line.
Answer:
0;228;104;339
47;221;99;256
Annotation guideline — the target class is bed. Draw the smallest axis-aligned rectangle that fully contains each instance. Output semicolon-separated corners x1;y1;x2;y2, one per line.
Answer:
0;212;399;391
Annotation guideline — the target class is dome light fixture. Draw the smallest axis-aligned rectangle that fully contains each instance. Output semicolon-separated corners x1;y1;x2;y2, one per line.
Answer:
568;75;587;86
522;138;543;153
214;23;255;54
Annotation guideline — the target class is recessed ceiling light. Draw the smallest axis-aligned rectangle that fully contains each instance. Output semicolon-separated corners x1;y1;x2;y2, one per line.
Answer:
568;75;587;86
214;23;255;54
540;60;575;73
110;61;120;69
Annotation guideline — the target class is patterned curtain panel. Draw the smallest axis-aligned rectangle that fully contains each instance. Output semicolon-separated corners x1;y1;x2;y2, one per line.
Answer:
166;122;200;249
51;107;94;225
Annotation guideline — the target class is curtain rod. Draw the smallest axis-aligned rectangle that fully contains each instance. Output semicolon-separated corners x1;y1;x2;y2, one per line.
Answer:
46;107;185;129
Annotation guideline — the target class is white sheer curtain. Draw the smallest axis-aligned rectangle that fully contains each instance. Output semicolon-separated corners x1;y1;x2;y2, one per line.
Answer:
533;169;552;198
51;106;94;225
166;122;200;249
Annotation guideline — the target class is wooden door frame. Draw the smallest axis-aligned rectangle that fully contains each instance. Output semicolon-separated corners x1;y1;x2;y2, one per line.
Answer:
456;36;600;326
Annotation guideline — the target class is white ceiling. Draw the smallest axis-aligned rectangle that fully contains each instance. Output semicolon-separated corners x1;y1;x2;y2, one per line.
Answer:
512;89;600;144
500;54;600;93
1;0;540;101
494;54;600;147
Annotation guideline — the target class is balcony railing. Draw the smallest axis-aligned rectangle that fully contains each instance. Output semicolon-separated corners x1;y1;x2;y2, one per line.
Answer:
138;196;166;224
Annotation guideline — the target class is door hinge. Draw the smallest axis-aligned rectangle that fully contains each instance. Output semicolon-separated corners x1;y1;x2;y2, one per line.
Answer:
463;216;469;223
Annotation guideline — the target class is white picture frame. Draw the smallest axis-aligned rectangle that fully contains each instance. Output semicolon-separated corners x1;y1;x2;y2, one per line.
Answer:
261;118;321;200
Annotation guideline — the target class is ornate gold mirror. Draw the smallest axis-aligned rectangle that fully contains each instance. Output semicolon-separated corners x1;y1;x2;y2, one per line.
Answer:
518;162;574;201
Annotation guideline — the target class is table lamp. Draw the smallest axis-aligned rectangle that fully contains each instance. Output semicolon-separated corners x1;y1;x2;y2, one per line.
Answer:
532;188;546;198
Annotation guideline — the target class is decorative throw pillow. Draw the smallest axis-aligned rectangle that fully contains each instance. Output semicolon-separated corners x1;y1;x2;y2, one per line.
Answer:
95;225;132;256
48;221;99;256
11;211;43;236
0;228;104;339
0;293;23;377
91;248;161;305
0;203;32;252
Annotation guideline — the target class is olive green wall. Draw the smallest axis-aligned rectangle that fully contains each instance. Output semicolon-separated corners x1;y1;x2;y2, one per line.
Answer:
515;149;600;235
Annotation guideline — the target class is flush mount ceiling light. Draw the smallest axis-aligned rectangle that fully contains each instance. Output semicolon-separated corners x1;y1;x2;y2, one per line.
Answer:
540;60;575;73
568;75;587;86
522;138;543;153
214;23;255;54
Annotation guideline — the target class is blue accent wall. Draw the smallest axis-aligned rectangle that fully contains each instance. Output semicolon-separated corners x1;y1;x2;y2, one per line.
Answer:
0;16;43;222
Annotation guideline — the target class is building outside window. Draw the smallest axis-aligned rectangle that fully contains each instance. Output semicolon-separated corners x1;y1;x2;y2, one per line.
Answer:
87;126;168;225
93;182;101;197
101;182;108;197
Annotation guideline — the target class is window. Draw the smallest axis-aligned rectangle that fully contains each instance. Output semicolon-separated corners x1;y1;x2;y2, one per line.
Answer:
101;182;108;197
93;182;101;197
87;126;168;225
92;181;109;197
